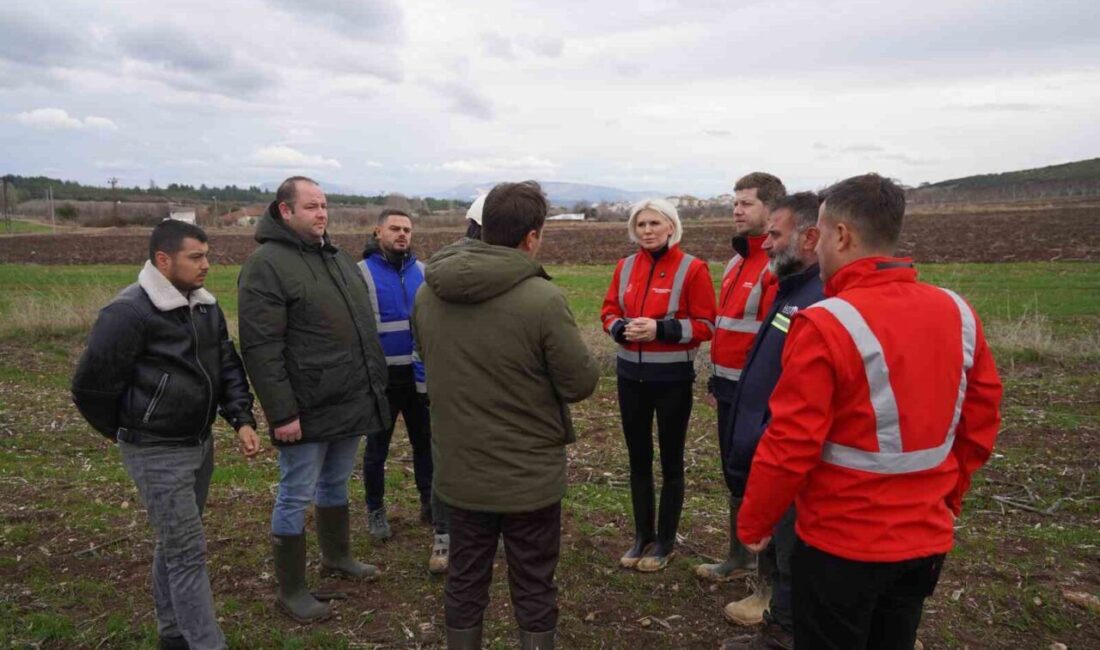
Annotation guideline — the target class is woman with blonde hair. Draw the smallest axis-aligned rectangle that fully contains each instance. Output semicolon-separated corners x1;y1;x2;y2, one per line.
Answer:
600;198;717;571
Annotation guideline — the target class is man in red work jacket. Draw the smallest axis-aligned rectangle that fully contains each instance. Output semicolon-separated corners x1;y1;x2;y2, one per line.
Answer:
737;173;1003;650
698;172;787;582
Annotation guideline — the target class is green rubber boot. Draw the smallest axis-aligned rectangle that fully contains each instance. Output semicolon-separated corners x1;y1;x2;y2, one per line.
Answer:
316;504;379;579
272;533;332;623
696;495;757;581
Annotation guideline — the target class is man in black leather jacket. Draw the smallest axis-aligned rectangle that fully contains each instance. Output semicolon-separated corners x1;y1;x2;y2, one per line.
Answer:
72;219;258;650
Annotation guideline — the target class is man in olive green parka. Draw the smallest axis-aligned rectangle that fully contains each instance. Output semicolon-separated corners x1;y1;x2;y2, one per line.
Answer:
413;181;599;650
238;176;390;623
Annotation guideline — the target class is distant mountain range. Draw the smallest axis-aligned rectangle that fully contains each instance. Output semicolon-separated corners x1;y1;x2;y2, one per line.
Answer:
432;181;665;206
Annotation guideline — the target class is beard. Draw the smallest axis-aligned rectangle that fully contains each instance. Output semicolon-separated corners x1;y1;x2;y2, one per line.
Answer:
767;238;804;278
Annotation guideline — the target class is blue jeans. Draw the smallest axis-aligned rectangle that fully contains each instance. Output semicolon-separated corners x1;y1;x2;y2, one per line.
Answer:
119;437;225;650
271;436;362;535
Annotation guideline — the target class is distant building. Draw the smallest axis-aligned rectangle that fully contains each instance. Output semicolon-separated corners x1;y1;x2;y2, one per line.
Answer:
547;212;587;222
169;210;197;224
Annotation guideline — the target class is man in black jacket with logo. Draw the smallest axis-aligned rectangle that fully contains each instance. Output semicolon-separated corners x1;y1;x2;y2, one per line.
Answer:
720;192;824;650
72;220;258;650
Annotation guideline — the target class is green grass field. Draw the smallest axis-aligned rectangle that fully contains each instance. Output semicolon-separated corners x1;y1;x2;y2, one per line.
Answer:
0;262;1097;648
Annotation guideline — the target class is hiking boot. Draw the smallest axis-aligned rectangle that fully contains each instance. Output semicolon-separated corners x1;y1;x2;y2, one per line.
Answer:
420;500;433;526
272;533;332;623
317;505;378;579
519;628;555;649
157;635;189;650
445;624;483;649
697;496;757;582
636;544;675;573
619;537;655;569
720;621;793;649
367;505;392;541
429;533;449;574
723;581;773;626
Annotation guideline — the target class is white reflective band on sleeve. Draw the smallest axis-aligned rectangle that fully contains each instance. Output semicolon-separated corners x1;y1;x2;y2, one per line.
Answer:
385;354;414;365
712;363;742;380
357;260;382;328
415;381;427;394
617;348;697;363
416;260;426;274
716;316;763;333
677;318;693;343
377;319;411;333
814;292;978;475
700;319;716;333
664;254;696;318
617;254;637;312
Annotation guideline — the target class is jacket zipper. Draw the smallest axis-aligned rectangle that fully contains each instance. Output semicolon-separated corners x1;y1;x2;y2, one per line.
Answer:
635;253;661;369
189;310;214;438
142;373;170;424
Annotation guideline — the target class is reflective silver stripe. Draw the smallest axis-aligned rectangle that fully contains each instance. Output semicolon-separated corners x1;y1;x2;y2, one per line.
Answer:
723;255;741;279
617;348;697;363
743;266;769;319
700;318;716;334
815;291;978;474
677;318;693;343
716;316;763;333
357;260;382;327
664;254;696;318
416;260;426;274
377;319;411;333
385;354;414;365
415;381;427;394
713;363;742;381
617;254;637;312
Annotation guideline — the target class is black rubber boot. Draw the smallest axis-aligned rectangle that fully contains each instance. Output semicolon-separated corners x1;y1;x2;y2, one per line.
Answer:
445;624;483;649
655;472;685;556
620;473;656;568
519;628;555;649
316;504;379;579
272;533;332;623
157;635;189;650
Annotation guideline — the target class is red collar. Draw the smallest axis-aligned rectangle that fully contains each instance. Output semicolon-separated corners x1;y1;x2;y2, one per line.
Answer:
824;256;917;297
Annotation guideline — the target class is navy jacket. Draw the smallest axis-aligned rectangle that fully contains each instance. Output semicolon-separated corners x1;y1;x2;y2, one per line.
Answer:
358;237;427;392
723;263;824;494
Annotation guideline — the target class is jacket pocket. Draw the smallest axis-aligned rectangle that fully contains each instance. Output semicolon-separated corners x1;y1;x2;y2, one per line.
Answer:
142;373;171;424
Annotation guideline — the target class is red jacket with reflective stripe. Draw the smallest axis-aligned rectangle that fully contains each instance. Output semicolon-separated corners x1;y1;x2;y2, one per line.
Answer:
711;235;776;381
738;257;1003;562
601;245;716;378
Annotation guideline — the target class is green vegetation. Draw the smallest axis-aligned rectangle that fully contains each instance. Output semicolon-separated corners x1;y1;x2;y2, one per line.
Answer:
0;261;1096;648
920;157;1100;190
2;219;55;234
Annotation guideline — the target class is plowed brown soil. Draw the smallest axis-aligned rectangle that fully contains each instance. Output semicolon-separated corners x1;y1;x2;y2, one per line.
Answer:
3;201;1098;264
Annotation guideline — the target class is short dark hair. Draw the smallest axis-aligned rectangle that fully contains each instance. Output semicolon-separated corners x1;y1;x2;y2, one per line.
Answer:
276;176;318;212
378;208;411;225
772;191;820;231
734;172;787;209
481;181;548;248
819;173;905;250
149;219;207;263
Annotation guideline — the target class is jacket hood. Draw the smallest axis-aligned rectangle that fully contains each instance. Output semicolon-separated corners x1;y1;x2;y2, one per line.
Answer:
424;240;548;304
256;201;336;251
361;233;416;265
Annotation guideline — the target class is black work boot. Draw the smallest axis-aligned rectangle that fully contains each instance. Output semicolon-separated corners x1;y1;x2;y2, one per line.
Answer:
519;628;555;649
620;474;656;568
157;635;189;650
696;494;757;581
445;624;483;649
638;473;683;572
272;533;332;623
721;620;793;649
316;504;379;579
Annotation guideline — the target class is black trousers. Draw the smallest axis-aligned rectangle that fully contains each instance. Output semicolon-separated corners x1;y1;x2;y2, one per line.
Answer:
792;537;945;650
445;502;561;632
715;395;740;496
363;382;433;510
617;378;693;550
761;507;797;631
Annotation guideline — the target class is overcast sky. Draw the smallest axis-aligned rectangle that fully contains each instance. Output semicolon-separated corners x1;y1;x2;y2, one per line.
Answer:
2;0;1099;197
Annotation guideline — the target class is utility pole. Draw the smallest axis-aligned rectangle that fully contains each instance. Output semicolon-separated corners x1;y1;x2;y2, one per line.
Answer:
1;175;12;234
109;176;119;224
212;195;219;225
48;186;56;234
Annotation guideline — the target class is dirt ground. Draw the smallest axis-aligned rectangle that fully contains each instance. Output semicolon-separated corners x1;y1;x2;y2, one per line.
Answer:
2;199;1099;265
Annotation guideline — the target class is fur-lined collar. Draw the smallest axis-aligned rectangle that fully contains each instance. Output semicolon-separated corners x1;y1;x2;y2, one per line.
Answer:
138;260;217;312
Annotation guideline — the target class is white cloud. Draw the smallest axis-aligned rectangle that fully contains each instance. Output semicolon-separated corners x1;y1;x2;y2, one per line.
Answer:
250;145;342;170
14;108;117;131
440;156;560;174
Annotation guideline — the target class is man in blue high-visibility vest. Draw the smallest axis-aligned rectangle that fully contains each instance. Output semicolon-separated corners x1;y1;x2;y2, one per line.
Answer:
358;208;449;573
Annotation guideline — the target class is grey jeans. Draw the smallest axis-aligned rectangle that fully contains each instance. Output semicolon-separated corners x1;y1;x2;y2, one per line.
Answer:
119;437;225;650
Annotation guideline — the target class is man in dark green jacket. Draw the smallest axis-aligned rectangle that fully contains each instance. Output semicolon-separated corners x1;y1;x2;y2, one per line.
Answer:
238;176;390;623
413;181;600;650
